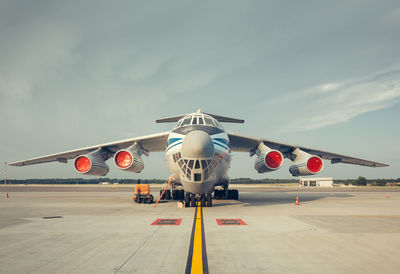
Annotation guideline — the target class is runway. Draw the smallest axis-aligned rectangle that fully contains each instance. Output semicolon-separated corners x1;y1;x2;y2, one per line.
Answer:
1;185;400;273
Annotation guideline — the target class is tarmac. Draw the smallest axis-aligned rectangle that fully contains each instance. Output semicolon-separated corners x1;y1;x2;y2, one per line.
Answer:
1;184;400;274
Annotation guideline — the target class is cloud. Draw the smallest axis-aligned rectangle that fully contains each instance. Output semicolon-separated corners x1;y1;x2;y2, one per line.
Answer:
279;70;400;132
1;1;399;180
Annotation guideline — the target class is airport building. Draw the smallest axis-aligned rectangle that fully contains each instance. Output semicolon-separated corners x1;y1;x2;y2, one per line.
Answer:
299;177;333;187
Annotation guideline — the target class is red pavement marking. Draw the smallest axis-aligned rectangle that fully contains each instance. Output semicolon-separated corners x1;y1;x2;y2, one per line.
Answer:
151;218;182;225
216;219;247;225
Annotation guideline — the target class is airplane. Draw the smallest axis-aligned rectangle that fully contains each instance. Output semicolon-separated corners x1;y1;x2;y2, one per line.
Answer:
10;109;388;207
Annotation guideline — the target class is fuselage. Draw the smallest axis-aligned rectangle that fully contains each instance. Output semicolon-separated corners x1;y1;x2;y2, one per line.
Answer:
165;113;231;194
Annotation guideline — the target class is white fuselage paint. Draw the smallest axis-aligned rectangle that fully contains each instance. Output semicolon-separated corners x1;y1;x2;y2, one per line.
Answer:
164;114;231;194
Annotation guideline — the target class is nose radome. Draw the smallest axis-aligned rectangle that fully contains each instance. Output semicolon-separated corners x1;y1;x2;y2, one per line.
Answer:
181;130;214;158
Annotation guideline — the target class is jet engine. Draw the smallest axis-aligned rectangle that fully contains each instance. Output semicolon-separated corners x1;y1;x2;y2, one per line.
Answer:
74;149;109;176
254;143;284;173
114;144;144;173
289;148;324;176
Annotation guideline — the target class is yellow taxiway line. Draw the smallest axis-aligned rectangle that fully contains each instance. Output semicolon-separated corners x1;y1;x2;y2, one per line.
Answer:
186;201;208;274
191;202;203;273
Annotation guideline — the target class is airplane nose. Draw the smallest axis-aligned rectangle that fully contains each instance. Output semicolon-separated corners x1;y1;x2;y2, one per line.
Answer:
181;130;214;158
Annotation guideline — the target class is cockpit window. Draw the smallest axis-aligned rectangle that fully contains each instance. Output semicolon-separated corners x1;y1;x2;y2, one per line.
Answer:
182;117;192;126
198;117;204;125
175;120;183;128
176;114;221;128
204;117;214;125
193;116;203;125
214;120;224;129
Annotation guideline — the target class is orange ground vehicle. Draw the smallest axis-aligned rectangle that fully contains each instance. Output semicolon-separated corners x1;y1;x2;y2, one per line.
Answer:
132;184;154;204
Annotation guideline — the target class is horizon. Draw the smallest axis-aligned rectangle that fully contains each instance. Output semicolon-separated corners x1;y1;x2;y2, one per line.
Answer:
3;176;400;182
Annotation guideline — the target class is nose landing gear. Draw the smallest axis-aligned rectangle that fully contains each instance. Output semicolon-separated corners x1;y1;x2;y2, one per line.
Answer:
184;192;213;207
160;187;237;208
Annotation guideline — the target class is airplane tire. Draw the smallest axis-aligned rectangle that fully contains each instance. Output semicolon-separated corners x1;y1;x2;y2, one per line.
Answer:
222;189;227;199
201;195;206;207
207;194;212;207
165;190;171;200
185;193;190;207
190;194;196;207
234;190;239;200
159;190;165;200
172;190;178;200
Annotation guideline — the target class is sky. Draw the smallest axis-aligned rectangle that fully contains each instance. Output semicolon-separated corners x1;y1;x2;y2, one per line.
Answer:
1;0;399;180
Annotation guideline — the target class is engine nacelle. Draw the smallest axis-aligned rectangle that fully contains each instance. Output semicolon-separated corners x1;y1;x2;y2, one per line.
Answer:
289;148;324;176
74;150;109;176
114;144;144;173
254;143;284;173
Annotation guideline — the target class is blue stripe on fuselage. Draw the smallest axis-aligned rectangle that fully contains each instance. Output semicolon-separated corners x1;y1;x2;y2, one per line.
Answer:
214;138;230;148
213;141;230;152
167;138;183;146
166;141;183;152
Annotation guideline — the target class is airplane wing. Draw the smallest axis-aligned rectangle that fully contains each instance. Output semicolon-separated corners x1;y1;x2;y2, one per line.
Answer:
9;131;170;166
227;132;388;167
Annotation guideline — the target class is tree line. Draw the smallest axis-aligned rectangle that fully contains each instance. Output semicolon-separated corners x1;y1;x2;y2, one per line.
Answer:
2;177;400;185
3;178;165;185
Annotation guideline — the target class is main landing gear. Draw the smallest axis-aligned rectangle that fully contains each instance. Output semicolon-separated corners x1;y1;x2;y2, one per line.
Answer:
159;189;185;200
214;188;239;200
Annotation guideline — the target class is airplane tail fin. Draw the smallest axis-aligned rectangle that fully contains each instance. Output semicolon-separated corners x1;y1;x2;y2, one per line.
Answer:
203;112;244;123
155;114;187;123
156;110;244;124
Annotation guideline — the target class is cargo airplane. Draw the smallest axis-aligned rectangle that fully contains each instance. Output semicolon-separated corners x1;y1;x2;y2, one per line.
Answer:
10;110;388;207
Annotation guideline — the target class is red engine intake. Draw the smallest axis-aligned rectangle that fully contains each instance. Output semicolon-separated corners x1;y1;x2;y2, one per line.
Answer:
114;149;144;173
265;151;283;169
115;151;133;169
289;148;324;176
307;156;323;173
254;144;284;173
73;151;109;176
75;156;91;173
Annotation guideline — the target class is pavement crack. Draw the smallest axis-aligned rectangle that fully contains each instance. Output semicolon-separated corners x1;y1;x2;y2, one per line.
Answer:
113;209;179;273
113;226;161;273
